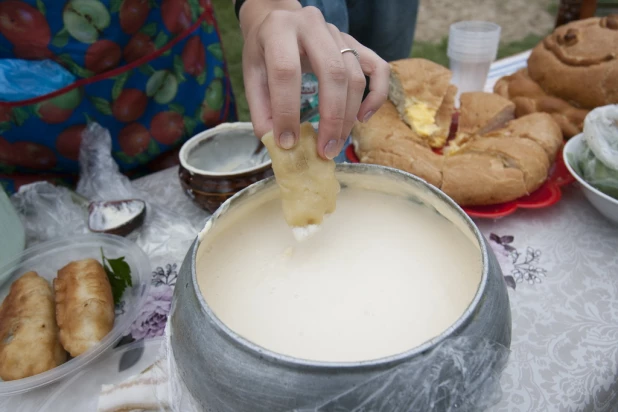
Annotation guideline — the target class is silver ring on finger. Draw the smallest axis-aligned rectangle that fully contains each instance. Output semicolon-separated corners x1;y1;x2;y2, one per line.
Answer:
340;48;360;62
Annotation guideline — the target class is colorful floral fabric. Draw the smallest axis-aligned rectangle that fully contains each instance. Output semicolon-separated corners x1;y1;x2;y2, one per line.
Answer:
0;0;236;194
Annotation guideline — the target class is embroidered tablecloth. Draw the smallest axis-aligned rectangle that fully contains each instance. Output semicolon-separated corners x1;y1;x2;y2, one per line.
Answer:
6;51;618;411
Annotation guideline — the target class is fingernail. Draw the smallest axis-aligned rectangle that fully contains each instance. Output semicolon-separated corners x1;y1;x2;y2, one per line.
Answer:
324;139;339;160
279;131;295;149
362;111;375;123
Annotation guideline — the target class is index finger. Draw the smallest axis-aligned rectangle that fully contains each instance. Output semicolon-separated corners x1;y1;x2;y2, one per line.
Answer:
261;25;302;149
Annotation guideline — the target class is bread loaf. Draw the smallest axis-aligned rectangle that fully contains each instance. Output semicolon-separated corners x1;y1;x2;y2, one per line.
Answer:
388;59;456;148
352;58;564;206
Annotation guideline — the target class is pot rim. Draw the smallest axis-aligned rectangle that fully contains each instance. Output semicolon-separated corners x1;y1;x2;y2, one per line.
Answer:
179;122;272;177
190;163;490;370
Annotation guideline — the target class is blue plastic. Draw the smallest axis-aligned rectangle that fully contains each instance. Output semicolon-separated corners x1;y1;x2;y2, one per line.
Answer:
0;59;76;102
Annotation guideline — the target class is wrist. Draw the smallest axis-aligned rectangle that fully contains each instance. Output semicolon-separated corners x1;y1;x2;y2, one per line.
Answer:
239;0;301;37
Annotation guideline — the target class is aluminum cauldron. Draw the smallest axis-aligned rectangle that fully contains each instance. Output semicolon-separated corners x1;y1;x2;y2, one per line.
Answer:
170;163;512;412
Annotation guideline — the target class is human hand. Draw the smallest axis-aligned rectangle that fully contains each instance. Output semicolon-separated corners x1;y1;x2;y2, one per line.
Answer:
239;0;390;159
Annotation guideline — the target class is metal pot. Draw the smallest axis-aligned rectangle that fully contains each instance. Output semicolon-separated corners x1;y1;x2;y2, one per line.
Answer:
171;163;512;412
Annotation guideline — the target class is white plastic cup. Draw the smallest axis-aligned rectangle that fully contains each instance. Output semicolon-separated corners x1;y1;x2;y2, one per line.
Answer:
447;21;501;104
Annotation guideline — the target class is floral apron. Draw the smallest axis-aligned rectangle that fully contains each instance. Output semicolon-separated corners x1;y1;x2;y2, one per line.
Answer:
0;0;236;194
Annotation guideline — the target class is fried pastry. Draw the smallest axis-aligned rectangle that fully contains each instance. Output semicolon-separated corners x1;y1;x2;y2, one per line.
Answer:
261;122;340;229
54;259;115;357
0;272;66;381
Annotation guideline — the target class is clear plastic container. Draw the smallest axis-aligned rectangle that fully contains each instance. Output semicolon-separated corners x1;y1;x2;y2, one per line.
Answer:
447;21;501;104
39;338;164;412
0;234;151;396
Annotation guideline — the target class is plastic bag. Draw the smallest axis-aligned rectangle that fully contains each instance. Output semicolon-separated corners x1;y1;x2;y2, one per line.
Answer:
578;105;618;200
10;182;90;245
583;104;618;172
141;324;509;412
0;59;75;102
11;122;199;269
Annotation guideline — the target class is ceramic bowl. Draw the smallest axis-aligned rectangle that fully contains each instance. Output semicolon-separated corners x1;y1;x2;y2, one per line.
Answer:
563;133;618;225
178;123;273;213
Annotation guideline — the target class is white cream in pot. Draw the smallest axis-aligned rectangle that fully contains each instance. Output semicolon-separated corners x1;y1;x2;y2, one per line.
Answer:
197;188;482;363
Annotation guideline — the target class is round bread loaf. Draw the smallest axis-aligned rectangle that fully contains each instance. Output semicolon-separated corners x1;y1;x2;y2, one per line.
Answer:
352;96;563;207
527;16;618;109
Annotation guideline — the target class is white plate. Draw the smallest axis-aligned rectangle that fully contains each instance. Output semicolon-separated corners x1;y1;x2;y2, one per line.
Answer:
39;338;165;412
0;234;151;395
563;133;618;225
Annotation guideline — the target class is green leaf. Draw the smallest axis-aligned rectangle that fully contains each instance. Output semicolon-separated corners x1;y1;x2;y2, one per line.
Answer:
88;96;113;116
110;0;123;13
12;107;29;126
148;0;158;8
36;0;46;15
169;103;185;115
84;113;95;123
52;28;69;48
0;122;11;134
112;72;131;101
214;66;224;79
101;249;133;306
147;139;160;156
58;54;94;78
196;69;206;85
173;55;186;83
140;22;157;37
138;65;155;77
153;32;169;49
188;0;200;21
207;43;223;61
162;49;171;57
184;116;197;135
114;151;136;164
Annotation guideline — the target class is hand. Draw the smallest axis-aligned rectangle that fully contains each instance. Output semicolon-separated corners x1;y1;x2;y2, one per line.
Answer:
239;0;390;159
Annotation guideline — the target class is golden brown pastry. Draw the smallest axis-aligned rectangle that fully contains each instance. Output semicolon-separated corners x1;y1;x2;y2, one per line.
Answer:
442;153;528;206
486;112;563;162
457;137;550;194
457;92;515;137
261;122;340;228
351;58;565;207
54;259;115;357
446;92;515;153
527;16;618;110
494;68;588;138
0;272;66;381
388;58;456;147
352;100;429;149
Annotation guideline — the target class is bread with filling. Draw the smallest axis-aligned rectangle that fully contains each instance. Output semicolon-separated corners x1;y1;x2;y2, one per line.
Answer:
388;58;456;148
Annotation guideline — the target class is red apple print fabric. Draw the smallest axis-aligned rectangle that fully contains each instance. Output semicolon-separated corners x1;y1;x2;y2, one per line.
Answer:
0;0;235;194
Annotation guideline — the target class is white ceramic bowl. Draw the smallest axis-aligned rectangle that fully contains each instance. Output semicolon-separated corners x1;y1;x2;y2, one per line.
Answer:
563;133;618;225
0;234;151;395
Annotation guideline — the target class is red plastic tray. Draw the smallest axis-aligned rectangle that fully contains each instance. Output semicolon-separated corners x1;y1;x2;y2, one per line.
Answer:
344;144;574;219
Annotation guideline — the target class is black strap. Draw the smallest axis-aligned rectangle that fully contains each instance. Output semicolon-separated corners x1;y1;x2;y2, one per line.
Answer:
235;0;247;20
